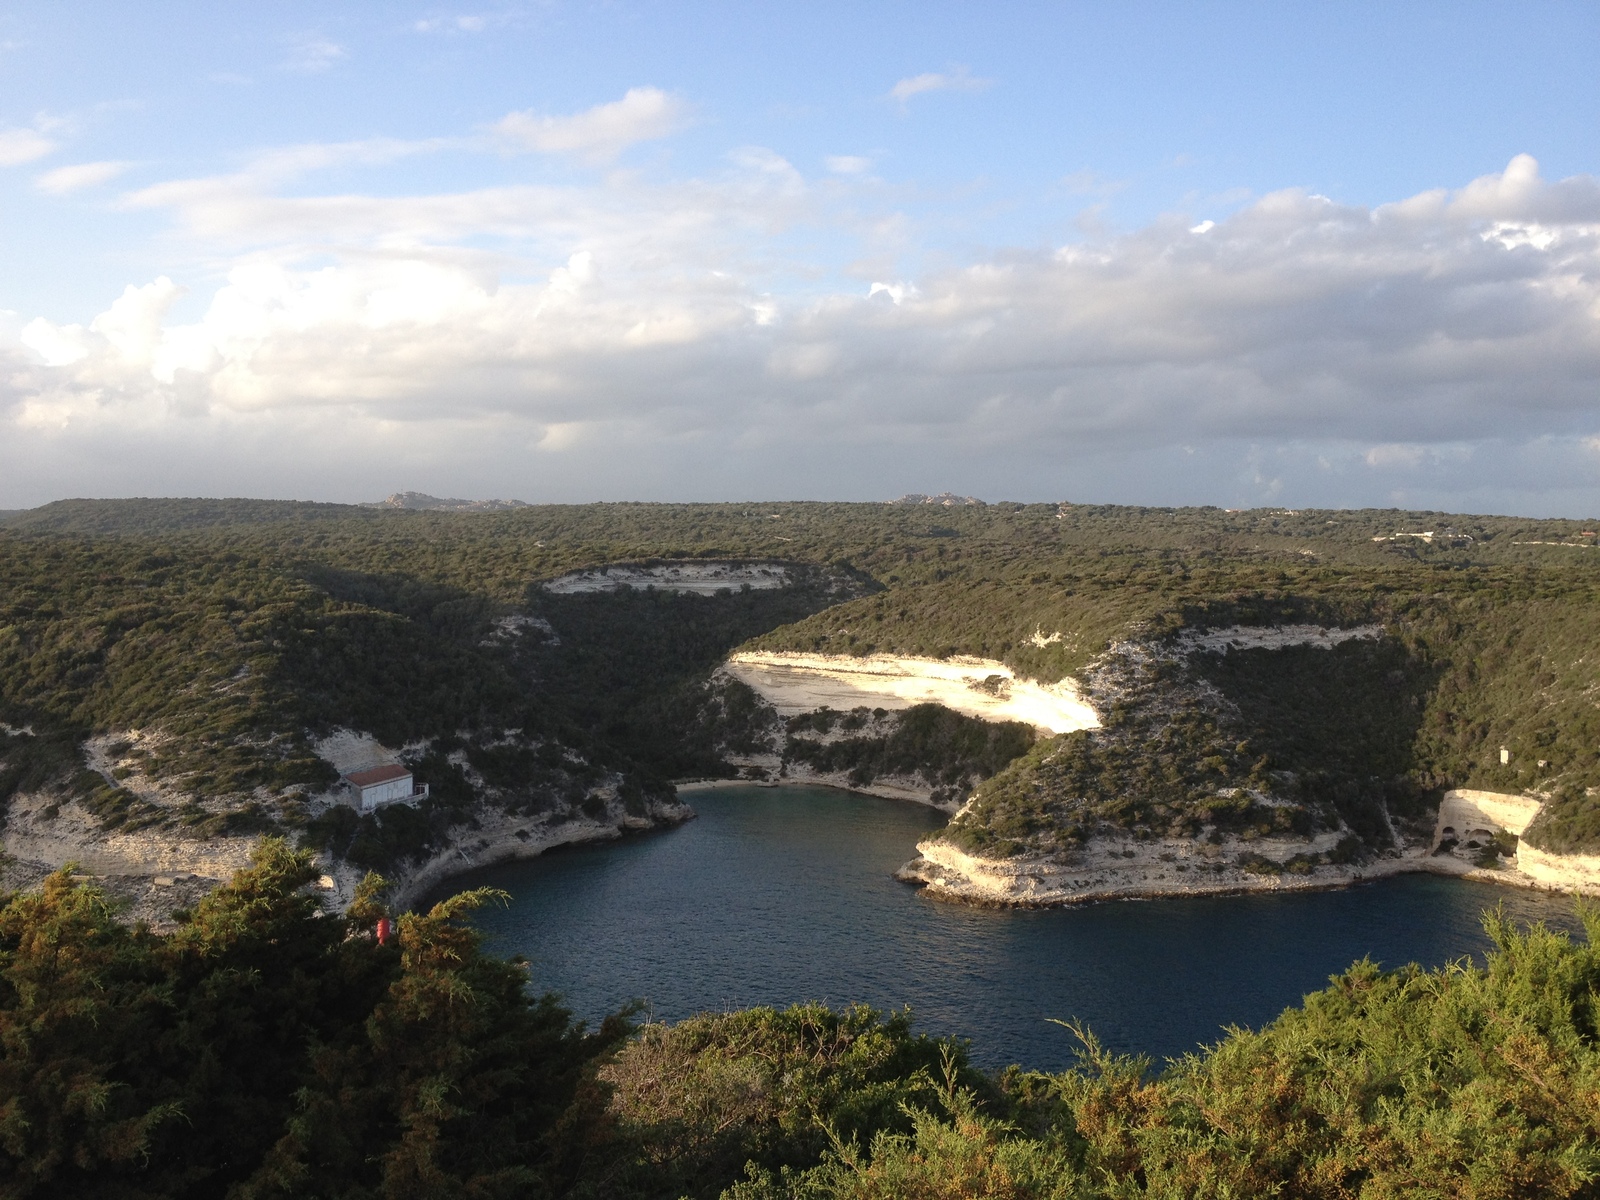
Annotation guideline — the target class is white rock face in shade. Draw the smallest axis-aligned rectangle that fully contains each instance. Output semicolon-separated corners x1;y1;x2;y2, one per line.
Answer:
1178;624;1384;652
543;562;792;594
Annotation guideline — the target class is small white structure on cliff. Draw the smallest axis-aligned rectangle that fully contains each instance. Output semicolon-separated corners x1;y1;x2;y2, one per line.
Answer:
344;764;428;812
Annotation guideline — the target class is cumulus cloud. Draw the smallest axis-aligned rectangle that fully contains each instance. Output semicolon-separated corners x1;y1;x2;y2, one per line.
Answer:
5;153;1600;511
36;160;129;194
18;319;88;367
889;66;991;105
494;88;689;163
0;127;56;167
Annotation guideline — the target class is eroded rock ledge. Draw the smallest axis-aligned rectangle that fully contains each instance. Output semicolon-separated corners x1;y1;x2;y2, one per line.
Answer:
896;788;1600;906
1;784;694;925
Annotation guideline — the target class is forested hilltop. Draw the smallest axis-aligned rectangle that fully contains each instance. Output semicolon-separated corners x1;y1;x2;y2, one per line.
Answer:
2;496;1600;906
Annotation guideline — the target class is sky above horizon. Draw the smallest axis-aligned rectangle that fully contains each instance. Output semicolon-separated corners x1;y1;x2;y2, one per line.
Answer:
2;2;1598;515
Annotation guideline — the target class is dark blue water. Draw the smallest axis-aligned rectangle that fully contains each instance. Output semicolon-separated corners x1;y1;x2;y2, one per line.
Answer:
454;785;1586;1070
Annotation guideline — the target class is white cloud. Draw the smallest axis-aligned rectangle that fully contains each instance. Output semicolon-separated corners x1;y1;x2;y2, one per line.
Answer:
91;278;184;368
19;319;88;367
495;87;689;163
825;155;872;175
117;136;458;238
889;66;991;104
0;127;56;167
283;39;346;73
6;153;1600;511
415;14;488;33
36;160;129;194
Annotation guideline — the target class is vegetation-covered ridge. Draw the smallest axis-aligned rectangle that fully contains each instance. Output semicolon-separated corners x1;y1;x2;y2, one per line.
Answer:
3;498;1600;890
0;844;1596;1198
932;582;1600;866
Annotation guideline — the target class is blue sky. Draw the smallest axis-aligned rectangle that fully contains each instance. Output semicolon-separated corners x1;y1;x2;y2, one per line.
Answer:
2;2;1598;512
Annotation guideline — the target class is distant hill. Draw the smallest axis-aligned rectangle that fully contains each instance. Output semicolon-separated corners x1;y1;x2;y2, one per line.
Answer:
0;496;380;535
368;491;530;512
886;492;986;506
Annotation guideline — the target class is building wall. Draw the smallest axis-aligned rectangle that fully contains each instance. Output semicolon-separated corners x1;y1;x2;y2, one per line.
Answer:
359;775;414;811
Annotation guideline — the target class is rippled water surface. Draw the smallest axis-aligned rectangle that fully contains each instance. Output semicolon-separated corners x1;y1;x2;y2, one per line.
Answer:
456;785;1585;1069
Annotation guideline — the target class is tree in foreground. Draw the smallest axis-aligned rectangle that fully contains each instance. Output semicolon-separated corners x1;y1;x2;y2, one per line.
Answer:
1;843;1596;1198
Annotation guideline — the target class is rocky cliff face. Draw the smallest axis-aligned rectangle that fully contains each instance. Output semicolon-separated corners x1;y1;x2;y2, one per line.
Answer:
898;785;1600;907
0;723;692;924
891;625;1600;906
693;668;1038;813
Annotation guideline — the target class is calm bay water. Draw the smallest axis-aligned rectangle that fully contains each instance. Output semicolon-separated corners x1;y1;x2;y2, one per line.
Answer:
454;785;1585;1070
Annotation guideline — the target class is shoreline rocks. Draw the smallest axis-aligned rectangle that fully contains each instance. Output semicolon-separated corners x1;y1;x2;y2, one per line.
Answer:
896;788;1600;907
10;774;1594;925
1;782;695;924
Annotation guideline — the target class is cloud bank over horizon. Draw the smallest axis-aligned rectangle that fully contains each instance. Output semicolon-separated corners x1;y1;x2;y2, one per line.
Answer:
3;96;1599;514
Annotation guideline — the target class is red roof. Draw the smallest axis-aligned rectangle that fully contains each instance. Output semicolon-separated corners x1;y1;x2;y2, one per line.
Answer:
345;764;411;788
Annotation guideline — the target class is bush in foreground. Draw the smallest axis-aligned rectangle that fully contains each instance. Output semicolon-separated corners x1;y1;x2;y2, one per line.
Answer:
0;845;1595;1198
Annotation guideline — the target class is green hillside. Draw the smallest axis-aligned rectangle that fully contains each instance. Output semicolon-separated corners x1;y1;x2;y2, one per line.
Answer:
2;498;1600;870
4;498;1600;1194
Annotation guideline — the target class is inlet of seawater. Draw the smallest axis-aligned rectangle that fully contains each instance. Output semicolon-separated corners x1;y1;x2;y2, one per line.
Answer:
450;785;1586;1070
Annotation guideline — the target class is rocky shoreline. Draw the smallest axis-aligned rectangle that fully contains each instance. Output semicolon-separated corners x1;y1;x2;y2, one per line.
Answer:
377;793;694;912
8;771;1594;925
679;759;962;812
894;788;1600;907
0;780;694;925
893;840;1537;907
681;777;1600;905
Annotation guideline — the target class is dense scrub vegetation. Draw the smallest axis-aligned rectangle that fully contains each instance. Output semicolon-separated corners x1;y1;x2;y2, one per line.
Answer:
0;842;635;1198
782;703;1036;806
4;497;1600;865
946;574;1600;859
945;630;1438;858
0;522;854;868
524;570;863;780
730;904;1600;1198
1;849;1594;1197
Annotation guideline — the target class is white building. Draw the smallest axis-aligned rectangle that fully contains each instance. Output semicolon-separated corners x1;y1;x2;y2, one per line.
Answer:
344;764;428;812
